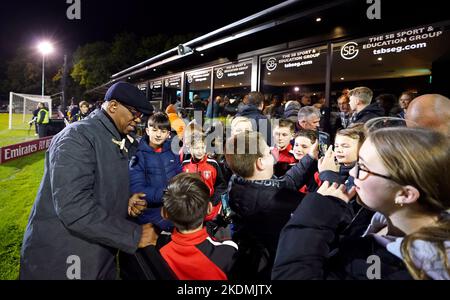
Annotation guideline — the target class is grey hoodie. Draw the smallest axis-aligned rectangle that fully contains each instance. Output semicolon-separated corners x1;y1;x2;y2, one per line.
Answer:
363;212;450;280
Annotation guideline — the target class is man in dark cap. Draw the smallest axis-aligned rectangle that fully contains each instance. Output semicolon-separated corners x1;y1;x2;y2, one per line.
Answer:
20;82;156;280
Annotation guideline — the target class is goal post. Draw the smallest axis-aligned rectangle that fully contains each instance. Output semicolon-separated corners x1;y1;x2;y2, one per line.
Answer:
8;92;52;130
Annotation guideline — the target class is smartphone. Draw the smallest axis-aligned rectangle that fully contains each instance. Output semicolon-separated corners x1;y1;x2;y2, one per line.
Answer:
318;131;330;158
345;177;355;192
220;193;233;222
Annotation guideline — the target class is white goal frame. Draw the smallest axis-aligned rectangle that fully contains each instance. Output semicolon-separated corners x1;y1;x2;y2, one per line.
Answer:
8;92;52;130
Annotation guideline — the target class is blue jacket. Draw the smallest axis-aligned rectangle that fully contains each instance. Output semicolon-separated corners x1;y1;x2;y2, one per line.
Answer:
129;136;182;230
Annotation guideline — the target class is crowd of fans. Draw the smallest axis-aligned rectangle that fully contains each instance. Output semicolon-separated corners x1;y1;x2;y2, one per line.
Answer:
26;84;449;280
122;86;449;280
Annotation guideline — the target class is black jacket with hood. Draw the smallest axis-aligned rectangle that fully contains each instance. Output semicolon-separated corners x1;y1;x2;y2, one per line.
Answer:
350;103;384;125
228;155;316;278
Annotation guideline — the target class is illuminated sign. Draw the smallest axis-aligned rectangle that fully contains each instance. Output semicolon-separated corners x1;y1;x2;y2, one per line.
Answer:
264;47;323;71
339;24;444;59
187;70;211;84
215;62;251;80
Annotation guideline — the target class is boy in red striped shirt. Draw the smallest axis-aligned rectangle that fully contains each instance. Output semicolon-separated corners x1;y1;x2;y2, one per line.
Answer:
182;135;226;221
159;173;237;280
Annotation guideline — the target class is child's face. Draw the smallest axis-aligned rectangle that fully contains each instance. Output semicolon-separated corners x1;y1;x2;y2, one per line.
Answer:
146;126;170;148
191;142;206;160
293;136;313;160
80;105;89;114
260;144;276;178
273;126;293;150
349;139;398;214
334;135;359;165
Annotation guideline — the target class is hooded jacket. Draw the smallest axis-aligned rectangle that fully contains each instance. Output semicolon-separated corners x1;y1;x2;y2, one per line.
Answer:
363;212;450;280
350;103;385;125
228;155;316;278
129;136;182;231
283;101;301;123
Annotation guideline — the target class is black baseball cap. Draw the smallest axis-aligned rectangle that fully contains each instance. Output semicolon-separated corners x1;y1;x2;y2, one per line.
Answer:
104;82;153;115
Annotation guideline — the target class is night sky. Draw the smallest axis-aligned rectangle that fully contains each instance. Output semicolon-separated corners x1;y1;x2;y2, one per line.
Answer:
0;0;286;63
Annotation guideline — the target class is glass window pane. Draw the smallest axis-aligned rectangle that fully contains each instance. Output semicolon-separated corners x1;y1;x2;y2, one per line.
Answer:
212;60;252;118
149;79;163;111
260;45;328;117
163;75;181;109
186;69;211;113
331;23;450;112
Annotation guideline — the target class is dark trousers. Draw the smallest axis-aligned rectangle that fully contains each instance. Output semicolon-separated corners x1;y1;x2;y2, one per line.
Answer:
38;124;48;138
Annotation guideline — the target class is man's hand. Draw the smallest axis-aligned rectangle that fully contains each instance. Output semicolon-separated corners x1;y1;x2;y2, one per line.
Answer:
138;224;158;248
317;181;356;203
318;146;340;173
128;193;147;217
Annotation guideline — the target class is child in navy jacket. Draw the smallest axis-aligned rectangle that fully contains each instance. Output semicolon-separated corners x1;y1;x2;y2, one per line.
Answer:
129;113;182;231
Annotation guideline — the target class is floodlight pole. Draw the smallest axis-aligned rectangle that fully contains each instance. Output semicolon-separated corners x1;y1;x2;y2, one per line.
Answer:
41;54;45;97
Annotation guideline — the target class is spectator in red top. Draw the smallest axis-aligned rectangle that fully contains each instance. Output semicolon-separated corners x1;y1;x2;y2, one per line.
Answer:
159;173;237;280
182;135;227;221
292;130;321;194
271;119;296;177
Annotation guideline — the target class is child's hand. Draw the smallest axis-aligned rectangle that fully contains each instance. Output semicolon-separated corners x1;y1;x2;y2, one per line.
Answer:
128;193;147;217
318;146;339;173
317;181;356;203
308;140;319;160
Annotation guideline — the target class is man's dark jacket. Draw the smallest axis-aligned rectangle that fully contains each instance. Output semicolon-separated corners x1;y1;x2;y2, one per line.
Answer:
20;111;142;280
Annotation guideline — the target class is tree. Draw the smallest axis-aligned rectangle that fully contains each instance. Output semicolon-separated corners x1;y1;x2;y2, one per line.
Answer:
71;42;112;90
3;47;60;96
71;32;199;92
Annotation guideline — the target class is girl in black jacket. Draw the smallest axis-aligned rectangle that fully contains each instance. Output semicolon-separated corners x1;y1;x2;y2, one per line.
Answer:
273;127;450;280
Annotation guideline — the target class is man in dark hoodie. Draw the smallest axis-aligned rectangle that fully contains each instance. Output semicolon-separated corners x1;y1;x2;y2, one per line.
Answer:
348;87;384;125
225;131;318;279
236;92;272;145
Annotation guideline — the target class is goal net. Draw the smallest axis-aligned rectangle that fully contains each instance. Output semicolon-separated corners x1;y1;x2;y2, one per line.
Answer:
8;92;52;130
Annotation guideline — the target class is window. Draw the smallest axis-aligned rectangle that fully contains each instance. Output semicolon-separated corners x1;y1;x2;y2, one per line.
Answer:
185;69;211;112
331;23;450;111
149;79;163;111
212;60;252;117
162;75;181;109
260;45;328;110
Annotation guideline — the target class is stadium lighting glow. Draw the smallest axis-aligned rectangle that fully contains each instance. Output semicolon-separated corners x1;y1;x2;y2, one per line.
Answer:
37;41;54;56
36;41;54;97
